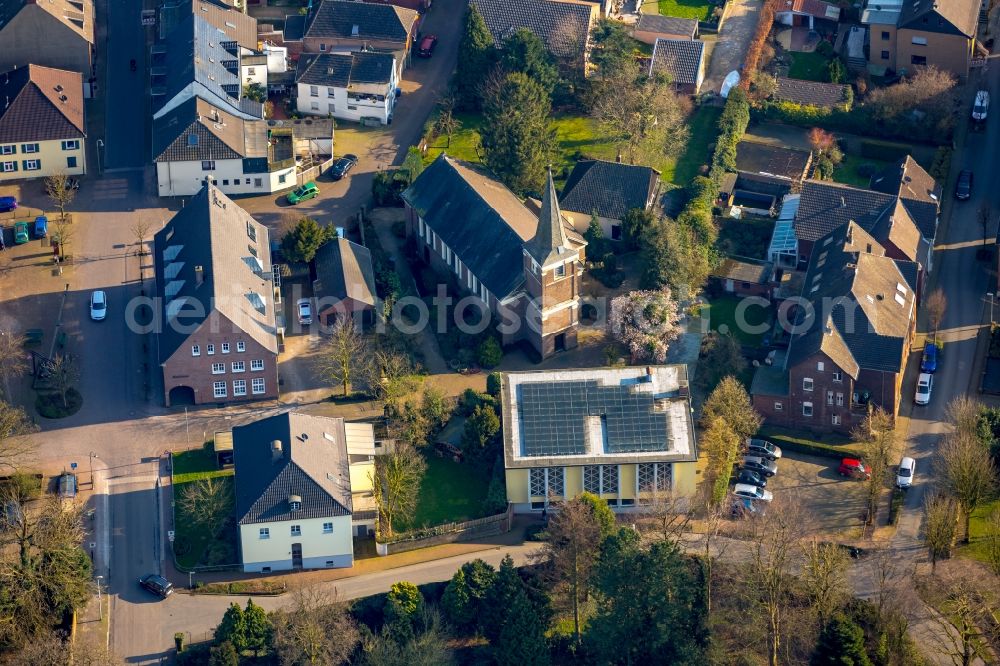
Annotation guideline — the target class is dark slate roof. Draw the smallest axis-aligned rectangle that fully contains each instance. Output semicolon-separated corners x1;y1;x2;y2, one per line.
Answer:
560;159;659;221
634;14;697;38
774;77;850;109
153;97;264;162
526;171;573;269
470;0;594;59
282;13;306;41
313;236;377;308
794;180;896;244
869;156;941;240
0;64;85;143
898;0;978;37
159;0;258;49
402;154;538;299
295;51;395;88
648;37;705;86
735;141;811;181
304;0;418;43
233;412;353;525
711;257;773;284
0;0;94;45
153;184;278;363
787;222;916;376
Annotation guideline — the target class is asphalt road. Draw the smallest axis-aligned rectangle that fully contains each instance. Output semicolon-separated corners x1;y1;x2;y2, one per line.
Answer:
103;0;148;169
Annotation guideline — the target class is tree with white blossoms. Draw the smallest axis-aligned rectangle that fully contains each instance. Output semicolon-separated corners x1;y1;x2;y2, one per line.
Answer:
609;289;682;363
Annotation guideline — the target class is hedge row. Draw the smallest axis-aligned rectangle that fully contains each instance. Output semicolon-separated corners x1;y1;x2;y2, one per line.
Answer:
859;139;911;162
754;100;949;145
741;0;779;90
758;427;863;460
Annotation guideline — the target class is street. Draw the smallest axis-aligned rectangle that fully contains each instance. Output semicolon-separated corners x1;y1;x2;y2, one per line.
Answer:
103;0;148;170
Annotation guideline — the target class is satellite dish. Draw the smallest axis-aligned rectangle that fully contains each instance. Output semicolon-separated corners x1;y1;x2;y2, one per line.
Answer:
720;70;741;98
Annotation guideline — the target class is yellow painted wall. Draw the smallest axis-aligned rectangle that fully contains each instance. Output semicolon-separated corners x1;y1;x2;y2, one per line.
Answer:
672;461;697;497
619;464;637;499
349;461;374;493
506;468;529;503
564;466;583;497
0;139;85;182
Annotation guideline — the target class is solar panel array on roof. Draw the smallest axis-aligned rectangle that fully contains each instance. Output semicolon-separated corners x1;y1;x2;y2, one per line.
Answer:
518;380;670;457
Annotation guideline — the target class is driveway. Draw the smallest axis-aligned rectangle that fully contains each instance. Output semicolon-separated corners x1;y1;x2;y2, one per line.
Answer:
704;0;762;95
765;453;867;535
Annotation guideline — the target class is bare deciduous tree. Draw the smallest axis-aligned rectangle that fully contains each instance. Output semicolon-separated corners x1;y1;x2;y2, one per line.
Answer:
927;564;997;666
853;408;900;530
983;506;1000;576
6;630;122;665
370;442;426;539
0;330;28;399
925;288;948;336
317;319;369;397
432;97;461;148
269;586;359;665
936;431;999;543
44;173;75;226
639;490;692;543
923;490;959;571
801;540;850;629
0;401;36;474
177;477;234;538
946;396;981;440
979;202;993;247
47;353;79;408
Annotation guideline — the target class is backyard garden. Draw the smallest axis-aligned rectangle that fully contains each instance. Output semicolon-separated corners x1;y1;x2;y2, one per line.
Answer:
171;444;237;570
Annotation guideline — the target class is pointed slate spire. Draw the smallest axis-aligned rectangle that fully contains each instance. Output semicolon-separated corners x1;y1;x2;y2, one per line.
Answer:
527;168;570;268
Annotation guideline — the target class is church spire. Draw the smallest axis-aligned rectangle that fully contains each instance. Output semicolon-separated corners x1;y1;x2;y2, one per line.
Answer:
527;168;570;268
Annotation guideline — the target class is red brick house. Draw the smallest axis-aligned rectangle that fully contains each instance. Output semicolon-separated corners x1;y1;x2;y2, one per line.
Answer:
402;154;587;360
751;222;918;434
154;184;280;407
312;236;377;327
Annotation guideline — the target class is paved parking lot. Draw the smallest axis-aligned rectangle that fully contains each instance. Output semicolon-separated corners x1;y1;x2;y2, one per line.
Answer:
763;452;868;535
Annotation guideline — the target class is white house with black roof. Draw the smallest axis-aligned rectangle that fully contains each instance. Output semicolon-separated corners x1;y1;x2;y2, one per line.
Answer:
559;159;661;241
500;366;699;512
294;51;398;124
233;411;377;572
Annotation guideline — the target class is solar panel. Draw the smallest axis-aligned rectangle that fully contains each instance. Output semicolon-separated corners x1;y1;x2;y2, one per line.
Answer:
518;380;672;457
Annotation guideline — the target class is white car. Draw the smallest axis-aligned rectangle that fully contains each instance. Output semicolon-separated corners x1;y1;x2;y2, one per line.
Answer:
896;456;916;489
89;290;107;321
733;483;774;503
914;373;933;405
973;90;990;122
296;298;312;325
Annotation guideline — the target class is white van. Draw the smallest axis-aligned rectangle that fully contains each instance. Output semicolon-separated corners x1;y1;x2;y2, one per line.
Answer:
973;90;990;122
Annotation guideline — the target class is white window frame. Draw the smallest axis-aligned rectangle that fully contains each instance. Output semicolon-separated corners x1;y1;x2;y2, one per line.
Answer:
827;390;834;406
774;402;783;411
310;85;319;97
23;159;40;171
832;415;841;426
0;161;15;173
817;361;825;371
251;359;264;371
231;361;245;373
191;345;201;356
0;145;14;155
211;363;225;374
61;140;80;151
322;522;333;533
832;371;843;382
21;143;38;154
803;402;813;417
259;528;269;539
237;341;246;352
233;380;247;396
836;392;844;406
213;381;227;398
290;525;301;536
911;36;927;45
252;378;265;394
207;344;215;355
803;377;814;392
221;343;230;354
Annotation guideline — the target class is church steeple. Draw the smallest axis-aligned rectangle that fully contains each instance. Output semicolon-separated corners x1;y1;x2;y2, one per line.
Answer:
526;168;570;269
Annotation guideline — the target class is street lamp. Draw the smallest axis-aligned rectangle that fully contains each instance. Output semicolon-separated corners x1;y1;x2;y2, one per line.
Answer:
89;451;98;488
988;293;995;326
95;575;103;620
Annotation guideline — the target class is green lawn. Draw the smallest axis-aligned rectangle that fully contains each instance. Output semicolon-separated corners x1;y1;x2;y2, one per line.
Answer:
172;444;232;484
670;105;722;185
788;51;832;82
961;499;999;565
398;452;493;531
172;446;237;569
833;155;889;188
707;295;772;346
657;0;714;20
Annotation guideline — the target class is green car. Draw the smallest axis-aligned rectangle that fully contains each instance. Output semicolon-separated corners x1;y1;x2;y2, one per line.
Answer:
286;182;319;205
13;221;29;244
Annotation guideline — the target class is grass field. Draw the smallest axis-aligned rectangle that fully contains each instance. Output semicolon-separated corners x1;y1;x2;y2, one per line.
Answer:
707;295;772;346
788;52;832;82
398;452;493;531
657;0;714;20
961;499;999;566
833;154;889;188
172;444;233;484
172;446;237;569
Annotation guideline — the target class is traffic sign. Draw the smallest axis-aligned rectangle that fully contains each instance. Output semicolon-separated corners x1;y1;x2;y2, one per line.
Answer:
71;462;77;470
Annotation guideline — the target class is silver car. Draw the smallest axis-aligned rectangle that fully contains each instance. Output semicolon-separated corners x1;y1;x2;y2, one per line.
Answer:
89;290;107;321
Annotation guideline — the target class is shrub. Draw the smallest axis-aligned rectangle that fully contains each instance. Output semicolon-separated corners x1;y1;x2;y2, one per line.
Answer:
486;371;502;397
888;489;905;525
477;337;502;368
459;388;482;416
928;146;952;182
816;40;834;57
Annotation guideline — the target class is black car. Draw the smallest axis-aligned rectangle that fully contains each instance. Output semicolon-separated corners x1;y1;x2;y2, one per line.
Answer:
328;154;358;180
139;573;173;598
955;170;973;200
736;468;767;489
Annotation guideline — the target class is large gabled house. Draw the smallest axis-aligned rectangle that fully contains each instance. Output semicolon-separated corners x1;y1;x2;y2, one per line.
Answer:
559;159;661;241
153;183;280;407
0;0;95;77
862;0;980;78
0;64;86;181
402;154;587;359
751;222;917;434
501;366;699;512
294;51;398;125
233;411;377;573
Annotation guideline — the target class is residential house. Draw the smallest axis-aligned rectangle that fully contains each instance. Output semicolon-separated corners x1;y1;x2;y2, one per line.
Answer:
312;236;378;326
734;140;812;198
153;183;280;407
402;154;587;359
0;65;86;182
0;0;95;78
233;411;377;572
364;0;431;12
774;77;851;110
470;0;598;74
288;0;419;72
775;0;841;29
294;51;397;124
709;257;774;299
500;365;699;512
648;37;706;94
158;0;258;50
559;159;661;241
632;14;698;44
751;222;917;434
862;0;980;77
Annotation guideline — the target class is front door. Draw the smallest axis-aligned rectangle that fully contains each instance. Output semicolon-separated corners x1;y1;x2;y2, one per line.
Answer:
554;333;566;352
291;543;303;569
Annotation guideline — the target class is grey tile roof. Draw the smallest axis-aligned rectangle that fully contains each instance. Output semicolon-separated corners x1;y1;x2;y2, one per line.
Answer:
774;77;850;109
402;154;537;299
0;0;94;46
0;64;85;143
313;236;377;308
787;222;916;376
153;97;265;162
751;351;790;396
898;0;978;37
233;412;353;525
710;257;773;284
794;180;896;244
470;0;594;60
304;0;418;43
526;171;575;269
153;184;279;363
648;37;705;86
559;159;660;221
159;0;258;50
282;13;306;41
735;141;811;181
634;14;697;38
295;51;395;88
869;156;941;240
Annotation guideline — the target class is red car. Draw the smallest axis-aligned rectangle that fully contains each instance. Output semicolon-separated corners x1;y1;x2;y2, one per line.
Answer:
418;35;438;58
838;458;871;480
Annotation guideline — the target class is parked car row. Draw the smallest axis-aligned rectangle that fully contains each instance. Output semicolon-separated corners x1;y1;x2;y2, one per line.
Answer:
731;439;782;517
838;456;916;490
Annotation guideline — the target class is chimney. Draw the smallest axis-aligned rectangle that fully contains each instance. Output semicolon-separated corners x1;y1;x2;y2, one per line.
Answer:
194;265;205;286
270;439;283;462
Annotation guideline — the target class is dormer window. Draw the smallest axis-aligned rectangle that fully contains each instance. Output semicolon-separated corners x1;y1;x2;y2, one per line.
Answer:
289;494;302;512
